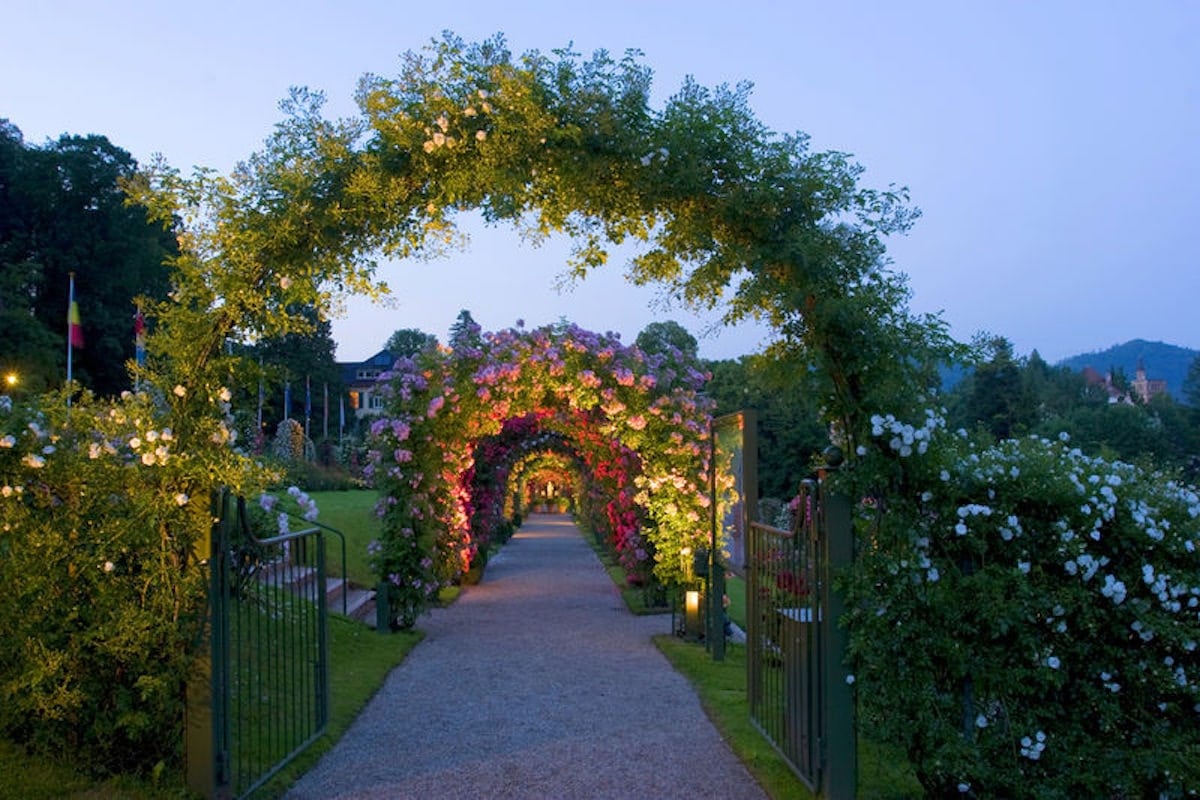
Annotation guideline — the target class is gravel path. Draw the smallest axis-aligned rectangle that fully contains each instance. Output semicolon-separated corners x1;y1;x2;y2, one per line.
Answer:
285;514;767;800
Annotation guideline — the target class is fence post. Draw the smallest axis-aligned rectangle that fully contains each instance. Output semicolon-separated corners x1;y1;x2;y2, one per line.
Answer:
821;485;857;800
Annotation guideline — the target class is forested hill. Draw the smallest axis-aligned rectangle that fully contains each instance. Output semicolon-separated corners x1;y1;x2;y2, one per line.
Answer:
1057;339;1198;400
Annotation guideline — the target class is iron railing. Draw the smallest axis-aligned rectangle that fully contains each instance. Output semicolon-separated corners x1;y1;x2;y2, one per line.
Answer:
202;491;333;799
746;476;855;799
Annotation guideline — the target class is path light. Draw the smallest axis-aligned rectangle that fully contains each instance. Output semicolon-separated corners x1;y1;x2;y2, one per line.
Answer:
685;589;703;640
4;372;16;389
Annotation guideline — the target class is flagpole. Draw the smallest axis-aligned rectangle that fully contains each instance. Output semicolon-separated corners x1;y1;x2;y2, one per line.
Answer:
66;272;75;405
305;375;311;440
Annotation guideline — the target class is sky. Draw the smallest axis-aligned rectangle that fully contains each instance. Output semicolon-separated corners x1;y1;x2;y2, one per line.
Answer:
2;1;1197;364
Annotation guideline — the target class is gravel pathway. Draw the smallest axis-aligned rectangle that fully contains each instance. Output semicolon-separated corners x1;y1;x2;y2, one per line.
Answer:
285;514;767;800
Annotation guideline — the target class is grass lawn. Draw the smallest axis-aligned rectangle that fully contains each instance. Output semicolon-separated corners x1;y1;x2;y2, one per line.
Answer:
0;589;421;800
305;489;381;586
726;571;747;630
656;637;922;800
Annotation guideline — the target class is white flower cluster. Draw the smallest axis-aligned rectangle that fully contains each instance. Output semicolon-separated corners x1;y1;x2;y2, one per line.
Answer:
1019;730;1047;760
126;428;175;466
954;503;992;537
287;486;320;522
869;410;944;457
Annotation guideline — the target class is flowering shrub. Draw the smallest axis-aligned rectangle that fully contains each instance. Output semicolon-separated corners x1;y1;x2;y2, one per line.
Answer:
0;387;267;774
364;322;715;628
840;412;1200;797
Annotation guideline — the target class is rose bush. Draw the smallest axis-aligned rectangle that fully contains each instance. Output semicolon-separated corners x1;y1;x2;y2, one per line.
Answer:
0;386;267;774
840;411;1200;797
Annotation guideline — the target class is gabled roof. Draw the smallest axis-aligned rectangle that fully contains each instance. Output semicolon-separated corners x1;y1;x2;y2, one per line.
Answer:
339;350;397;387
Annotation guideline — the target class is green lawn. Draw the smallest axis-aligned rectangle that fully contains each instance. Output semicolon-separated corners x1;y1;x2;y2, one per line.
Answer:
726;571;747;630
305;489;381;586
656;637;922;799
0;614;420;800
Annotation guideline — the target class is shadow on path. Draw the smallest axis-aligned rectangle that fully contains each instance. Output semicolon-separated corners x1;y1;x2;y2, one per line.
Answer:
286;514;766;799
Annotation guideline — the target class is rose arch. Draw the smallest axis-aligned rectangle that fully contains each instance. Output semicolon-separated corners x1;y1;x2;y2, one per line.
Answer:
362;319;714;629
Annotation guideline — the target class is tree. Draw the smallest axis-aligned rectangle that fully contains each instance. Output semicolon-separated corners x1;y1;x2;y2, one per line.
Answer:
1185;354;1200;408
384;327;437;357
448;309;482;354
251;305;341;434
949;336;1031;439
704;355;827;500
0;121;176;395
635;320;698;362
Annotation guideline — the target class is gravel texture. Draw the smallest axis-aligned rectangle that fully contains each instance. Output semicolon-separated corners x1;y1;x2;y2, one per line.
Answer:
285;514;767;799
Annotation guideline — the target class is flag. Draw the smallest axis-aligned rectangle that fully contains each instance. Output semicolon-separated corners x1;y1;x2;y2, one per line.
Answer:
68;294;84;348
66;272;81;399
133;308;146;367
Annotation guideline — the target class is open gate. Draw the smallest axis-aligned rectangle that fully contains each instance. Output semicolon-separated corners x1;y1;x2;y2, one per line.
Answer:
738;451;856;798
188;490;331;799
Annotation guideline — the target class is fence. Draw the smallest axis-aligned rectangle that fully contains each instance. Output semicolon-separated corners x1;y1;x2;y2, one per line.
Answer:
189;491;332;799
746;474;855;798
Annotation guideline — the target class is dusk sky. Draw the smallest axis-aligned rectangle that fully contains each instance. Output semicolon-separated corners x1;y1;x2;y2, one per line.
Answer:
3;1;1196;363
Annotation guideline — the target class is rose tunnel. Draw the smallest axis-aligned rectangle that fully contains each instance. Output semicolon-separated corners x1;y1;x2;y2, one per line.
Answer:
363;319;717;629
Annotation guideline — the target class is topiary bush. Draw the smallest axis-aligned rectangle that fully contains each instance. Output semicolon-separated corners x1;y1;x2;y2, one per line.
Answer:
840;411;1200;798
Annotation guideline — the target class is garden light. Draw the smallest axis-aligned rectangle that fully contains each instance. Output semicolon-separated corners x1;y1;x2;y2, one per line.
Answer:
685;590;702;640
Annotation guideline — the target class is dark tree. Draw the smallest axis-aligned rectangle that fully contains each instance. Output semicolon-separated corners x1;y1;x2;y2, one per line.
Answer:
250;305;342;434
635;320;699;362
0;121;176;395
384;327;437;357
448;309;482;354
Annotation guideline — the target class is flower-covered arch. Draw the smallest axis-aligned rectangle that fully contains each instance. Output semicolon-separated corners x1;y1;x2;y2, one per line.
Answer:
363;320;714;629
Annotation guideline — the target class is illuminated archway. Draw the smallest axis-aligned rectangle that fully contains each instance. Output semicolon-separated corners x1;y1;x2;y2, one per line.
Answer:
364;321;713;629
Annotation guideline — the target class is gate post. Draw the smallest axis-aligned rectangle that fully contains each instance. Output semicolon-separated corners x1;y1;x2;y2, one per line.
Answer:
820;484;857;800
186;490;232;799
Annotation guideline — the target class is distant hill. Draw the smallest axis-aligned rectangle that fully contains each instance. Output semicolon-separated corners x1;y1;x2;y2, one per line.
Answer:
1057;339;1198;401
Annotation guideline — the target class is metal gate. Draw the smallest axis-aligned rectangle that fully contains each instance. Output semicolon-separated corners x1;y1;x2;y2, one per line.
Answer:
746;473;855;798
190;490;331;799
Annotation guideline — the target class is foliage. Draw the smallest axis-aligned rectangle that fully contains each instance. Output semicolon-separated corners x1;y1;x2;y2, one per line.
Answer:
635;319;699;362
704;355;829;499
247;304;344;436
840;411;1200;797
365;321;715;628
944;337;1200;474
0;387;267;775
383;327;437;357
0;121;176;395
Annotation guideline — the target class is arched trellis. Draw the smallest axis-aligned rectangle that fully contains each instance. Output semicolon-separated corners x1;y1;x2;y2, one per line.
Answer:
509;447;582;514
473;425;584;516
364;322;714;629
123;34;954;609
466;420;588;543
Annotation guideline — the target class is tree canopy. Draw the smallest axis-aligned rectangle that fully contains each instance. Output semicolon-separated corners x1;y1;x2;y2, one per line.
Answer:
0;121;176;394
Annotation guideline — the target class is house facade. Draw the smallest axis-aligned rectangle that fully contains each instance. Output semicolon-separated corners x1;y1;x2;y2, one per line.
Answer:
339;350;397;420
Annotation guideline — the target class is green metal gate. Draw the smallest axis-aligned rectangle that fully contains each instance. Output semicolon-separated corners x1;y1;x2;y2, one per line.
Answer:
746;468;856;798
192;490;331;799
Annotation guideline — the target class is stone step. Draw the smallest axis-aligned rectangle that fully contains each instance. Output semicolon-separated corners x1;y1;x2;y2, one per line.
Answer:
256;561;378;625
344;587;376;621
